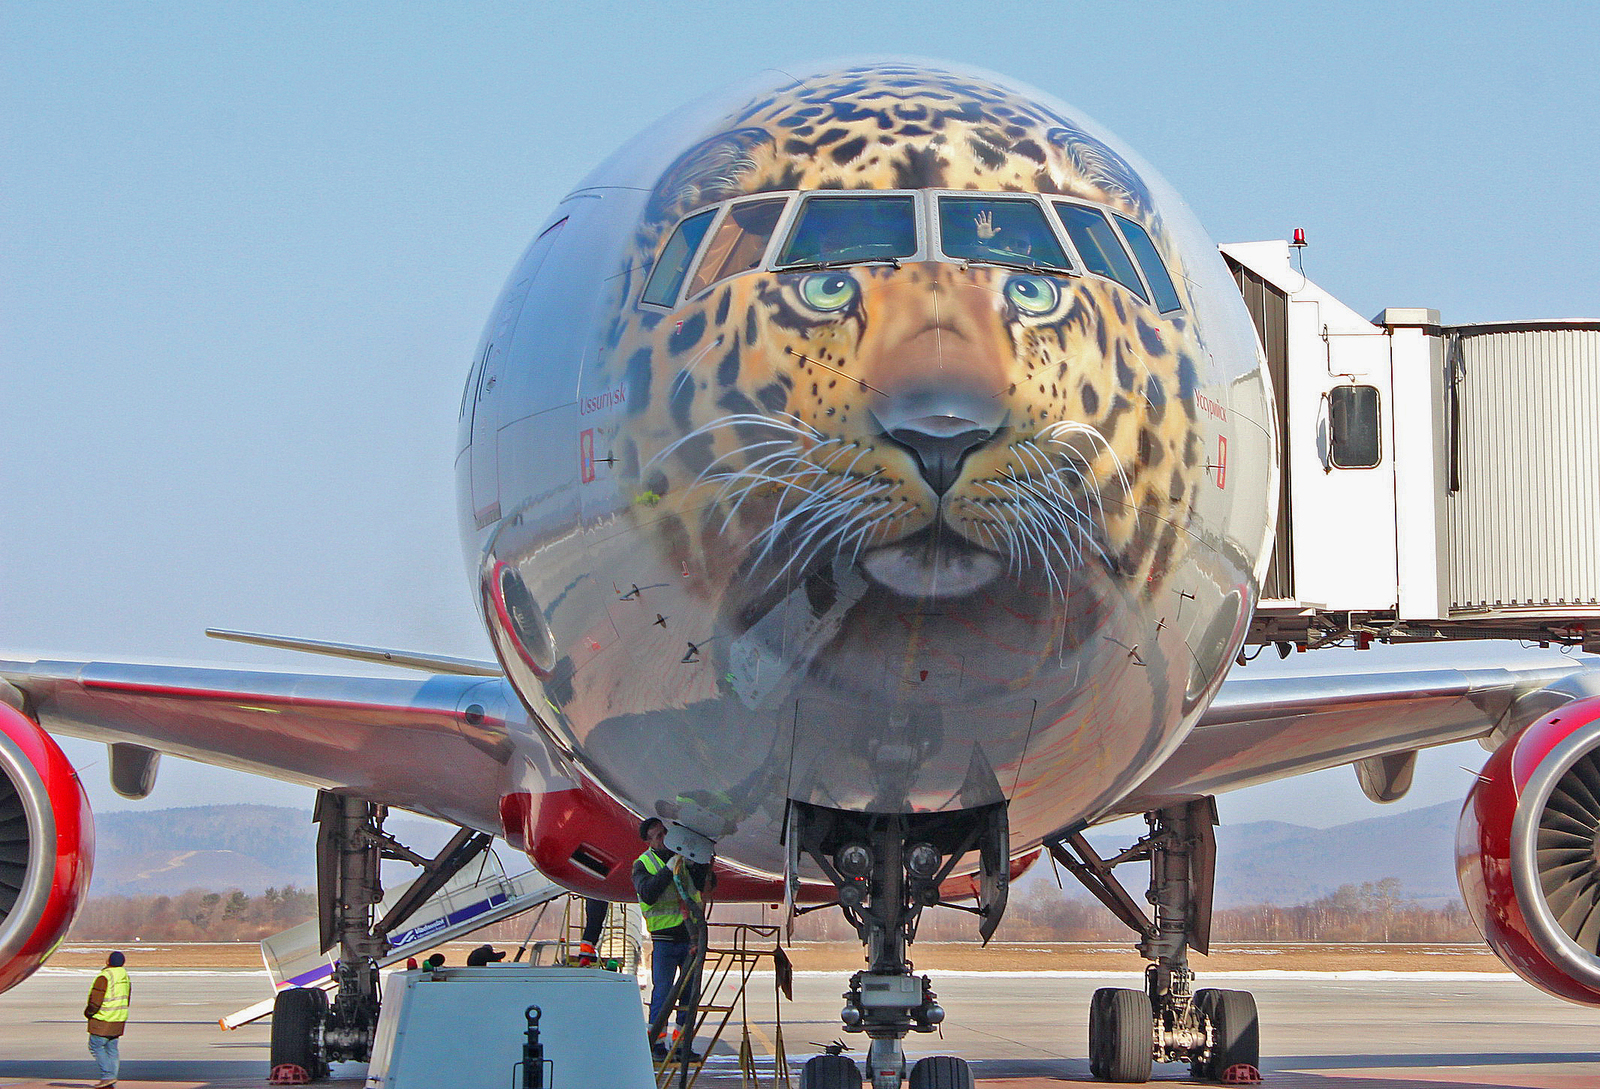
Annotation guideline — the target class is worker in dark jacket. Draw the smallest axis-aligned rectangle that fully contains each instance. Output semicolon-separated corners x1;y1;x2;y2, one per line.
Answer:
84;950;130;1087
633;817;714;1060
466;943;506;966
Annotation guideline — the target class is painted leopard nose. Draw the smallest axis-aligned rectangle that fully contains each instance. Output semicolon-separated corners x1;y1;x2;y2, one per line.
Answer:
871;388;1007;496
882;413;996;495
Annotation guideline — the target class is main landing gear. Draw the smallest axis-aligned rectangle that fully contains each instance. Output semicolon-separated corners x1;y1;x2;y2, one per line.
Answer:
788;800;1011;1089
268;791;494;1080
1048;798;1260;1084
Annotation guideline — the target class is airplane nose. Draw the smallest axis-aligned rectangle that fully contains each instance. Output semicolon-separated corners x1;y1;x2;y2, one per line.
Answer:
880;412;997;495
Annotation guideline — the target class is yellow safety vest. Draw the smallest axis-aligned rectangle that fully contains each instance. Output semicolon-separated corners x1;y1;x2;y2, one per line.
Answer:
94;966;130;1023
637;850;701;933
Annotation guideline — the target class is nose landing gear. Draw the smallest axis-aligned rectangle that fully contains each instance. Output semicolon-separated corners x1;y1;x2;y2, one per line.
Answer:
790;801;1008;1089
1049;798;1259;1084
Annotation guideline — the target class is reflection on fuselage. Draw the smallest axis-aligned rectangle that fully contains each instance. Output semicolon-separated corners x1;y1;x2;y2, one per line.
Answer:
459;60;1273;878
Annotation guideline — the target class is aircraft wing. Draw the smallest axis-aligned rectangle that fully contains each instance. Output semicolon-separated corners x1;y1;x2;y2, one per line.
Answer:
1113;660;1596;816
0;659;515;830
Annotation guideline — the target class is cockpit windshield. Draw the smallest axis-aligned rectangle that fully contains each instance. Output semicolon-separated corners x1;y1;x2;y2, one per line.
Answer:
938;197;1071;271
776;194;918;267
641;189;1183;313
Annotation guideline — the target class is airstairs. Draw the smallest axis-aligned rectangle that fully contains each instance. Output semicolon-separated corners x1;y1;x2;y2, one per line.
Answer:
220;855;566;1030
225;858;796;1087
1224;241;1600;655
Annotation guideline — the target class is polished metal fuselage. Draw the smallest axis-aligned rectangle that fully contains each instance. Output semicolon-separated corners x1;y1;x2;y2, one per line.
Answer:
456;62;1275;880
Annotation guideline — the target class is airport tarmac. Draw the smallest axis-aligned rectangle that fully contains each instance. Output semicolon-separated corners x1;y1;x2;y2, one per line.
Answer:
2;965;1597;1088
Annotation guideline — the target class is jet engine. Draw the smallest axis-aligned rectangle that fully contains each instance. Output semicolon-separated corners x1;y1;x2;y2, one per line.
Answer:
1458;693;1600;1004
0;701;94;993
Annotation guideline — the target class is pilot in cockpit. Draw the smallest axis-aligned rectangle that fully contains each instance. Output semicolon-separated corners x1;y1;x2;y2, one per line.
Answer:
973;208;1033;262
937;197;1069;270
963;207;1046;265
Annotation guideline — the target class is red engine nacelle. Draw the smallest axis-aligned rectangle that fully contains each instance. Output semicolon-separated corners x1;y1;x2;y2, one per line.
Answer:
1458;692;1600;1005
0;702;94;993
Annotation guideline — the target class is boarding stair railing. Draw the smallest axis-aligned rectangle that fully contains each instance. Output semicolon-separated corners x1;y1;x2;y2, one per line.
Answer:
519;894;644;975
654;921;793;1089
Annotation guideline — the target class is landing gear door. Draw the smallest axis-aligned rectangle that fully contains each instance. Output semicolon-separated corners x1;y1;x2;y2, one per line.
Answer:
782;800;801;942
976;801;1009;944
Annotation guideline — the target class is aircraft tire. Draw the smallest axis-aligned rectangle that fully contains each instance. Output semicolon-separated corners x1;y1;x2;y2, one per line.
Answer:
1087;988;1112;1078
269;987;327;1078
907;1054;974;1089
1088;986;1152;1082
1200;989;1259;1081
1191;989;1219;1079
800;1053;863;1089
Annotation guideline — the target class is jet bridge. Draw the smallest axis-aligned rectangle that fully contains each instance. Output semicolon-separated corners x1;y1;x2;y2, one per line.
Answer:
1224;240;1600;654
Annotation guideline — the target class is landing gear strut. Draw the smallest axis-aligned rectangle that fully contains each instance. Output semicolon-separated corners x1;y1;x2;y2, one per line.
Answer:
268;790;493;1078
790;801;1006;1089
1048;798;1259;1084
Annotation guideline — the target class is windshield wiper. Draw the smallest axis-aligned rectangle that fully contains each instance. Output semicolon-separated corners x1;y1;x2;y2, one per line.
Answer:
959;257;1065;274
773;256;903;273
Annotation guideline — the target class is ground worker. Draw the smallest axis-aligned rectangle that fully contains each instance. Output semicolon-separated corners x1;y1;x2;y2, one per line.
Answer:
466;943;506;966
84;950;130;1088
633;817;714;1061
577;897;608;966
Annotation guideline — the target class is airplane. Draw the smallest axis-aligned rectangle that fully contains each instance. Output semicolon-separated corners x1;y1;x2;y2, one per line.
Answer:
4;57;1600;1089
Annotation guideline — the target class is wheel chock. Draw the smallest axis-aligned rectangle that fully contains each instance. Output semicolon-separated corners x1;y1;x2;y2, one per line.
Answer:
269;1063;312;1084
1221;1063;1262;1084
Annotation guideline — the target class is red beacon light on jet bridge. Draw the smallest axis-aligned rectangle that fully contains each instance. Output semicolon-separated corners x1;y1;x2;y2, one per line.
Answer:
1291;228;1307;248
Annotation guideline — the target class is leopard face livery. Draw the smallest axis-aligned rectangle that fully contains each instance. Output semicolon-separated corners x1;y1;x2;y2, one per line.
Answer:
465;56;1270;905
599;63;1210;617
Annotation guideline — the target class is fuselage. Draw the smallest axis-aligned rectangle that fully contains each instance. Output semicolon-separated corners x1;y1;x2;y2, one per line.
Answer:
457;60;1275;880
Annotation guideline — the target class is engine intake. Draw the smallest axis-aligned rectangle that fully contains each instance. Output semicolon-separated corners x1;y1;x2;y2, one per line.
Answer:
1458;692;1600;1004
0;703;94;993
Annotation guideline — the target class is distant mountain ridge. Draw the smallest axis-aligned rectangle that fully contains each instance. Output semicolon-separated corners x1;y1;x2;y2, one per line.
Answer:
90;804;450;897
89;801;1465;906
1008;801;1462;908
1213;800;1461;906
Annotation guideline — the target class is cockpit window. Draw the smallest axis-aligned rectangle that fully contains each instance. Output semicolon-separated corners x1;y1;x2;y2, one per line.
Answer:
641;209;715;308
938;196;1071;271
1113;215;1181;313
687;197;787;296
776;194;917;267
1052;202;1148;302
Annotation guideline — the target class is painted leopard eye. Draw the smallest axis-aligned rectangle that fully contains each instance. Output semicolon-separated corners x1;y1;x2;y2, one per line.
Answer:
1005;275;1059;315
799;272;859;312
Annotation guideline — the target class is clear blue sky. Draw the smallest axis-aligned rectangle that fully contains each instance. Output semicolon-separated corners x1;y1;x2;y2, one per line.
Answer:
2;3;1595;827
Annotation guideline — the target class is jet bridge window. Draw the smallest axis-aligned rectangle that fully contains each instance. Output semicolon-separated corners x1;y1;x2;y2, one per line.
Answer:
776;194;918;267
1052;202;1148;302
686;197;788;296
937;196;1072;271
640;209;715;308
1113;215;1182;313
1329;384;1383;468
